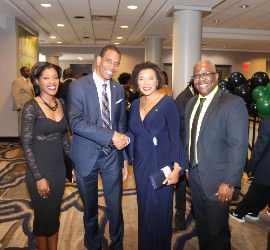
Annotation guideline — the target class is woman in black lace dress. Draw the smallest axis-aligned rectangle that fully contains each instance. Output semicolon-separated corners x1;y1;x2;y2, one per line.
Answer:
21;62;70;249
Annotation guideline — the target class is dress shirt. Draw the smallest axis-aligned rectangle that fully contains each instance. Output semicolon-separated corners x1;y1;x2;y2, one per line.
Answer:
189;85;219;165
93;70;112;120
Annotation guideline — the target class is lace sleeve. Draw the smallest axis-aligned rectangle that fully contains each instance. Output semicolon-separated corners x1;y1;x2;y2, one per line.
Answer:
21;100;44;181
60;98;71;156
62;130;71;156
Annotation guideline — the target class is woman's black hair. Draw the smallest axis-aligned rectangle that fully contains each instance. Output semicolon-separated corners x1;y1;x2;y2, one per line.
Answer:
30;62;62;95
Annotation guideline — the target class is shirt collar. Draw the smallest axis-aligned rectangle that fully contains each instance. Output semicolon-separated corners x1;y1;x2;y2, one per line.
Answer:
93;70;110;86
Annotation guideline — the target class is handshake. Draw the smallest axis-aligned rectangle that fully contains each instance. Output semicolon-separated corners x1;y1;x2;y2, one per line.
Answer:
112;131;130;150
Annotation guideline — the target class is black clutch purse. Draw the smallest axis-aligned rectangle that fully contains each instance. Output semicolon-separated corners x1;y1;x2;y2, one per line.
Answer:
63;152;74;183
149;166;171;190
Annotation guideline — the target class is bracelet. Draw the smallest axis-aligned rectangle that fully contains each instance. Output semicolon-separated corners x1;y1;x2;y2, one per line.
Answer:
226;183;234;189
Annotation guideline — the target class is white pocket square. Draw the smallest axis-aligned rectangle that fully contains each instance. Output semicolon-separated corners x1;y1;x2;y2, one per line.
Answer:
116;99;123;104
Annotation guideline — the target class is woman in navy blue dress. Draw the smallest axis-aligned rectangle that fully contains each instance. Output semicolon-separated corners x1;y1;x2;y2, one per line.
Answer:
127;61;185;250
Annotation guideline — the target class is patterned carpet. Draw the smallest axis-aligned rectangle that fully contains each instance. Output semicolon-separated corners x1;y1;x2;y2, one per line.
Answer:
0;142;269;250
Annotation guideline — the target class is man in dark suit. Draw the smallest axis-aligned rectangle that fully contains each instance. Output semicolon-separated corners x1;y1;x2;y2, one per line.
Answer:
56;67;74;102
174;80;197;230
230;114;270;222
67;45;129;250
185;60;248;249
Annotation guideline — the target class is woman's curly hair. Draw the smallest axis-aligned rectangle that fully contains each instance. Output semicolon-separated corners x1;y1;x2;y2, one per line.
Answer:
130;61;165;92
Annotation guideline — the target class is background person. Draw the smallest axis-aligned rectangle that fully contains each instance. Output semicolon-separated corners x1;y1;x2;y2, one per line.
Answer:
230;114;270;222
158;70;173;97
174;79;198;230
56;67;75;102
67;45;129;250
185;60;248;249
118;72;140;124
127;61;184;250
12;66;35;142
21;62;70;249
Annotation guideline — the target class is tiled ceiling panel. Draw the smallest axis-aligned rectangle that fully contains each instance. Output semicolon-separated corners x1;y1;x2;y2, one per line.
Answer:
2;0;270;52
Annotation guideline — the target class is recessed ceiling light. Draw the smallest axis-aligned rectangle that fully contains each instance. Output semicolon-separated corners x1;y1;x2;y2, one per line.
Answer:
213;19;220;23
50;36;56;39
240;5;249;8
114;42;120;45
57;24;65;27
78;57;83;60
127;5;137;10
41;4;51;7
121;25;128;29
57;41;62;44
74;16;85;19
117;37;123;39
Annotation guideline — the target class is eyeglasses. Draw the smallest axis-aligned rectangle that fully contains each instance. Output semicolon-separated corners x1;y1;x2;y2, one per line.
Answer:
192;72;216;80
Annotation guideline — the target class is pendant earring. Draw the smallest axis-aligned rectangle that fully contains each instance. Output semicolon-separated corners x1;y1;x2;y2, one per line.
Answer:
35;85;40;95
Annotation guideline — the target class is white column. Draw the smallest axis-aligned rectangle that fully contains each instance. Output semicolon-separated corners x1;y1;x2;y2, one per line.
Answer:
145;36;163;68
46;56;59;65
172;9;203;98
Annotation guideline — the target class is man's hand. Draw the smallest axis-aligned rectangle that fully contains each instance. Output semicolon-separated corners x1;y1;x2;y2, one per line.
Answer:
122;160;129;181
112;131;130;150
215;182;234;204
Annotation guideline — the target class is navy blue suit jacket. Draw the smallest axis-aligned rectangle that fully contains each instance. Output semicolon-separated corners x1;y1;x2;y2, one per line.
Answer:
67;73;127;177
185;88;249;200
248;115;270;186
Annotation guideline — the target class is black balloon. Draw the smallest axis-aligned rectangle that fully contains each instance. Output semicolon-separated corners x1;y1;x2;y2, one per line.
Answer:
218;79;228;89
227;72;246;90
247;101;258;116
233;83;252;102
250;72;269;87
244;79;255;91
223;88;233;94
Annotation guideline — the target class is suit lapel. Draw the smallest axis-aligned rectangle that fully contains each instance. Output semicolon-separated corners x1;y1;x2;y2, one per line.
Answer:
88;74;102;125
186;97;198;147
199;88;222;135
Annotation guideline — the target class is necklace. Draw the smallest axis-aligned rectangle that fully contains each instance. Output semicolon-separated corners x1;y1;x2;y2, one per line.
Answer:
40;96;58;111
143;92;158;110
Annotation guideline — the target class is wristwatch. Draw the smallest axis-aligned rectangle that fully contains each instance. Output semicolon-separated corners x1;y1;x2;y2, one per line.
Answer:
226;183;234;189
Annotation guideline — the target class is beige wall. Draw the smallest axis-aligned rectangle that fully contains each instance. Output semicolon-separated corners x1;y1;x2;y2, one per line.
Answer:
41;46;145;82
201;50;270;80
3;39;270;136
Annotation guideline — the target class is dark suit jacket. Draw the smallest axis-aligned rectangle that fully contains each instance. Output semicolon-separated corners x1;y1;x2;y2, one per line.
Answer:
67;74;127;177
185;88;249;201
57;78;73;102
175;86;194;170
248;115;270;186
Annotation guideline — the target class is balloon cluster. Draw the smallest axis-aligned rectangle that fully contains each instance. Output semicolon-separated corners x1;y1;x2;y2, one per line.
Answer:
218;71;270;118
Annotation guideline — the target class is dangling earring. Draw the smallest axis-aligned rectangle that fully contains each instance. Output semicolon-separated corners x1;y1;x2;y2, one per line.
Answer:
35;85;40;96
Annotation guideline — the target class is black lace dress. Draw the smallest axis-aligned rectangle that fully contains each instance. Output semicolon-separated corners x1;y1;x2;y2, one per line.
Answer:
21;98;70;236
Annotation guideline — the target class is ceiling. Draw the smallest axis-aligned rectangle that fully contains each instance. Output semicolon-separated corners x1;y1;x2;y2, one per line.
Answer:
3;0;270;54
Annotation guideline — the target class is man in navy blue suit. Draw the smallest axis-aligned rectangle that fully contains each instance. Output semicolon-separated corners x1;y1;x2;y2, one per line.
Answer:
67;45;129;250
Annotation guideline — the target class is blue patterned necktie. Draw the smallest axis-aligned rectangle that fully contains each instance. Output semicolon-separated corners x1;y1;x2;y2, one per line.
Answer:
190;98;206;167
102;84;113;155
